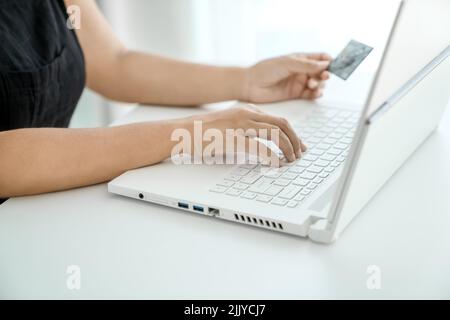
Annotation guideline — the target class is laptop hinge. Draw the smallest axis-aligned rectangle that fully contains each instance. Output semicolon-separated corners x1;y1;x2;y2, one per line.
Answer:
308;219;336;244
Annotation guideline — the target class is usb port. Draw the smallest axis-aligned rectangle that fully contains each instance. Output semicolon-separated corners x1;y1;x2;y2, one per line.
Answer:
208;207;220;216
178;202;189;209
193;205;204;213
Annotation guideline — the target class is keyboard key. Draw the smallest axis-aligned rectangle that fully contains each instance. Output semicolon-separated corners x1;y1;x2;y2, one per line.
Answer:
288;166;305;174
248;178;273;194
273;179;291;187
339;111;353;118
306;137;321;144
239;164;258;170
300;189;311;196
240;172;261;184
323;137;338;145
303;154;319;162
341;137;353;144
334;117;346;123
334;142;348;150
306;182;318;190
324;110;339;117
316;143;332;150
328;148;342;156
345;132;355;139
324;167;335;173
234;183;249;190
292;177;309;186
256;195;272;203
330;161;340;167
264;186;283;196
313;132;328;139
276;166;290;172
322;124;336;133
327;121;340;128
272;198;288;206
226;188;242;196
321;154;336;161
232;168;250;176
301;127;315;134
297;160;312;168
287;200;299;208
309;122;322;128
279;185;302;199
335;127;348;134
309;116;327;123
218;180;234;187
209;186;228;193
336;155;346;162
313;177;324;184
262;171;282;179
329;132;344;140
299;171;317;180
309;149;325;156
282;172;298;180
321;126;334;133
225;175;241;182
307;166;323;174
294;194;305;202
314;159;330;167
241;191;257;199
342;122;354;129
318;172;330;179
346;118;358;125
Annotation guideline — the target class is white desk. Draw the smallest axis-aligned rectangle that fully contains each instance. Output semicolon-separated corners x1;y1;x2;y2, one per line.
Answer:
1;97;450;299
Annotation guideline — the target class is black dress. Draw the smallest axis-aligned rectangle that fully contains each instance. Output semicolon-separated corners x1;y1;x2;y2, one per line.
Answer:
0;0;86;203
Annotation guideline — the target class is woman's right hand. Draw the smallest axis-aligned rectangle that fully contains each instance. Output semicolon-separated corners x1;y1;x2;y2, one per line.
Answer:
184;104;307;164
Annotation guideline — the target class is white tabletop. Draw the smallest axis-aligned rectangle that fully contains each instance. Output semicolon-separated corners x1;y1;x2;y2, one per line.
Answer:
1;95;450;299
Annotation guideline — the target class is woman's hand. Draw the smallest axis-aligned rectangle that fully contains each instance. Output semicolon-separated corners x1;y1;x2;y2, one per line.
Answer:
242;53;332;103
185;104;307;163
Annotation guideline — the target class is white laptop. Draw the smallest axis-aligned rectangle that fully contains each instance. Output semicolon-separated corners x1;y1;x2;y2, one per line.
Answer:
108;0;450;243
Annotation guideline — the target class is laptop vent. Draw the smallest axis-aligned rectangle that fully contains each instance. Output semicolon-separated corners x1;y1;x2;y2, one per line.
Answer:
233;213;284;230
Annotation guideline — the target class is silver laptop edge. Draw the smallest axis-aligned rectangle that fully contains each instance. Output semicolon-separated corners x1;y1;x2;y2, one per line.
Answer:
308;1;405;243
368;45;450;124
310;42;450;243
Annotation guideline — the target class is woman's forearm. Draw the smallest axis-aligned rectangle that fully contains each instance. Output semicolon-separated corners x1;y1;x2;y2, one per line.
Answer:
0;121;182;197
91;51;248;106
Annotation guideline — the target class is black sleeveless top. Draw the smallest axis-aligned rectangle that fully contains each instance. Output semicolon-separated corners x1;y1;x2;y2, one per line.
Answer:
0;0;85;204
0;0;86;131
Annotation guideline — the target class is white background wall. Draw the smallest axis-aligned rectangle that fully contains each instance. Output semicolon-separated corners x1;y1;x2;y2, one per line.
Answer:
70;0;399;128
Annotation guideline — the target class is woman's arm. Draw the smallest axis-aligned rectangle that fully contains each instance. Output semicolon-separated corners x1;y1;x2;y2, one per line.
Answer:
0;105;305;197
66;0;331;106
0;122;179;197
67;0;245;105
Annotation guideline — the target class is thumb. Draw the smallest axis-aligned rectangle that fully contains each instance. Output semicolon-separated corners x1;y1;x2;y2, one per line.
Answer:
286;56;330;74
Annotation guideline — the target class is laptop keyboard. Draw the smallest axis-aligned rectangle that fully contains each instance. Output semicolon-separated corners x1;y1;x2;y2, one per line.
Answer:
209;108;360;208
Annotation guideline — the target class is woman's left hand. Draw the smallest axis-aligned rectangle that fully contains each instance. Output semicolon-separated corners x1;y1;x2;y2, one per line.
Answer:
242;53;332;103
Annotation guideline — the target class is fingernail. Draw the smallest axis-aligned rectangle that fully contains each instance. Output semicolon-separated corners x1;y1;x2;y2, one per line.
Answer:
309;79;319;89
289;153;296;162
